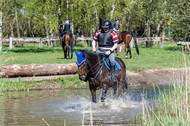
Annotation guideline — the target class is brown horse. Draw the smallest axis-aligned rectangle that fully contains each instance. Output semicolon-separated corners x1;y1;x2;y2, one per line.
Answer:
75;50;128;103
61;33;76;59
116;31;139;59
59;25;76;59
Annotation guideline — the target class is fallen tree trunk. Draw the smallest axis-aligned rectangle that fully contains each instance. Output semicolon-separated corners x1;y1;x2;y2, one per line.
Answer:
0;63;78;77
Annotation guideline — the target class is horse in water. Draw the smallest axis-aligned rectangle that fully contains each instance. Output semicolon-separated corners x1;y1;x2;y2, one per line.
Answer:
75;50;128;103
116;31;139;59
59;25;76;59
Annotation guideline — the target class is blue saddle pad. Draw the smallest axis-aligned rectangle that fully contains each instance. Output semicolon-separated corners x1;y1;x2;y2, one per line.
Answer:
102;57;121;71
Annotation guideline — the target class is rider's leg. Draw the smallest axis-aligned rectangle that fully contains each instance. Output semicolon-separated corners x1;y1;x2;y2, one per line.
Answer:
109;52;117;86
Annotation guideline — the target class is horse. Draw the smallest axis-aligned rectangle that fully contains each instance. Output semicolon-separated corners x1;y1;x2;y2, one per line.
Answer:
75;50;128;103
59;25;76;59
116;31;139;59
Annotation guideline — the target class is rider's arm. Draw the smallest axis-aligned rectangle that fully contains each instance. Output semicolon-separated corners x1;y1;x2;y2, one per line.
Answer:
62;25;65;30
92;30;101;52
70;26;72;31
92;40;96;52
110;43;118;52
70;23;72;31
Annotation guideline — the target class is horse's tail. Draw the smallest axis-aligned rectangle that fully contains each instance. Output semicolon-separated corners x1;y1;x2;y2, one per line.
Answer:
131;32;139;55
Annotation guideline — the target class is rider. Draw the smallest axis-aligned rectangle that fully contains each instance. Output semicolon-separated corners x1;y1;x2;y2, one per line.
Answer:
111;18;120;33
59;17;72;45
92;20;119;86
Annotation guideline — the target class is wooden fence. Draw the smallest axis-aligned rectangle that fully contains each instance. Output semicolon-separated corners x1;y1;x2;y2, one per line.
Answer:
0;36;163;52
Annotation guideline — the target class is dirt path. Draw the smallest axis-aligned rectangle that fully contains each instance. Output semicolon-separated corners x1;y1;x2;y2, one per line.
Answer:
1;67;189;87
128;67;189;87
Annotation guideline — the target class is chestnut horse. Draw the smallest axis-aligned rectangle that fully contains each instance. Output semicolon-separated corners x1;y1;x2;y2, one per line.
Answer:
116;31;139;59
59;25;76;59
75;50;128;103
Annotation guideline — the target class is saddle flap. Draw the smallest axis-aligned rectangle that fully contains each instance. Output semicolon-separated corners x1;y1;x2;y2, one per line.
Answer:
102;57;121;71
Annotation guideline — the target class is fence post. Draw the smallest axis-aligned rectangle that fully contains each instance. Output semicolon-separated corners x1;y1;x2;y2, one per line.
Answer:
0;11;2;52
159;37;163;48
9;37;13;49
0;40;2;52
39;38;42;48
53;40;56;47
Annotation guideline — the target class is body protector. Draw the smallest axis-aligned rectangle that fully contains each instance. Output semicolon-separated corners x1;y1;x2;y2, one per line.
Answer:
63;23;71;32
98;29;114;47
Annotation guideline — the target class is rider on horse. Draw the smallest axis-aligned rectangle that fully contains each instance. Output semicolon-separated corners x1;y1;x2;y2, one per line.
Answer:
92;20;119;86
59;17;72;45
111;18;120;34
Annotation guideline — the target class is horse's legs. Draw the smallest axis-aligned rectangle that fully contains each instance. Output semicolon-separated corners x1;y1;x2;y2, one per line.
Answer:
89;83;97;103
118;82;124;97
71;46;73;59
115;48;119;57
64;46;67;59
67;46;70;59
113;84;117;98
126;45;132;59
101;84;108;102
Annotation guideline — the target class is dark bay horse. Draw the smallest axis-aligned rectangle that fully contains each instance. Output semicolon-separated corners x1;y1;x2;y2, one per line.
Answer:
116;31;139;59
75;50;128;103
59;25;76;59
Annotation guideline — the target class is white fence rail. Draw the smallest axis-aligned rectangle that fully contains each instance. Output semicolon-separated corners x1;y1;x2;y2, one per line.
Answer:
0;36;163;52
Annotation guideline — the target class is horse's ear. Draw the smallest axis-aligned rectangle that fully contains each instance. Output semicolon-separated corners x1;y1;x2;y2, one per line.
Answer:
82;51;86;57
75;50;79;56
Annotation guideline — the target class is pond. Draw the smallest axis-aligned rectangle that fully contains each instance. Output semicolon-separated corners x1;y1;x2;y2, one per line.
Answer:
0;86;167;126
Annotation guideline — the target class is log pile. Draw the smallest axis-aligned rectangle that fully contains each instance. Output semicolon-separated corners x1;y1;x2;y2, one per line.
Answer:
0;63;78;77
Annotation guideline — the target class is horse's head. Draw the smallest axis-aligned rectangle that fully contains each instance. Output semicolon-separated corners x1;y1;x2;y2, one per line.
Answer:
75;50;88;81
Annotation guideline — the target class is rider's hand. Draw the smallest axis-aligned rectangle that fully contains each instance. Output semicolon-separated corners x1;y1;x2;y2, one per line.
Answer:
106;50;111;55
92;47;96;52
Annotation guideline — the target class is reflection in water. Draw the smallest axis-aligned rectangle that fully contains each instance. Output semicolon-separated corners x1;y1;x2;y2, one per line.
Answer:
0;87;167;126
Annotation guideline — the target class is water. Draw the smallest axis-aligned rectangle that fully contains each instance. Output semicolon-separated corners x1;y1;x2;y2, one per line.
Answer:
0;87;167;126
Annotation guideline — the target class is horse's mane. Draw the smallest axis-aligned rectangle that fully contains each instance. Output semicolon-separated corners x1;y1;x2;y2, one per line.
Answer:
121;31;131;34
85;50;103;63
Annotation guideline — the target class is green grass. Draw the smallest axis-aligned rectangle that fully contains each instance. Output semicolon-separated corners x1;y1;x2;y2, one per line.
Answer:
140;83;190;126
0;75;87;91
1;42;189;72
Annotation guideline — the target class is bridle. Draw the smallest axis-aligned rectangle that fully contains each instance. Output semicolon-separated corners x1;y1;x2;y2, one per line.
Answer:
77;56;103;82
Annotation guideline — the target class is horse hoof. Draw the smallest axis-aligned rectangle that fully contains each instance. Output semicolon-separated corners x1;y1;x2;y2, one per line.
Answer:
125;56;128;59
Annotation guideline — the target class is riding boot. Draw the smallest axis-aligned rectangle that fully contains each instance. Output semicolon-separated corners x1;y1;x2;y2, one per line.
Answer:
110;66;117;86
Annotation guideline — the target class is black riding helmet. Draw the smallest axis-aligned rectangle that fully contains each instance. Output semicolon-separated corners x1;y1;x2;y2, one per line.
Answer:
115;18;119;21
102;20;112;28
65;17;69;20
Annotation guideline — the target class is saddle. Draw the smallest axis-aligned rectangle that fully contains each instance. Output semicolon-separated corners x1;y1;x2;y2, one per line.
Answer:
102;57;121;71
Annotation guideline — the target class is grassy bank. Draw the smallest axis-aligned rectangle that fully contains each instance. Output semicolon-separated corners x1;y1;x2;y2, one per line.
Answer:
140;59;190;126
1;42;190;71
141;83;190;125
0;75;88;92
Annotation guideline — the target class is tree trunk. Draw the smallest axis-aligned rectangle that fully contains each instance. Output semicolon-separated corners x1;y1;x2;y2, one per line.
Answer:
0;63;78;77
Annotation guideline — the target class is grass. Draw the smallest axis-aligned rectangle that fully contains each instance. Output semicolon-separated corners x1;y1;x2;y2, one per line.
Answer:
0;74;87;91
1;42;190;72
140;83;190;126
139;53;190;126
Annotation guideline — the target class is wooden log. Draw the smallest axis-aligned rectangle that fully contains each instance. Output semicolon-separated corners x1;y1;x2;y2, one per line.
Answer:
0;63;78;77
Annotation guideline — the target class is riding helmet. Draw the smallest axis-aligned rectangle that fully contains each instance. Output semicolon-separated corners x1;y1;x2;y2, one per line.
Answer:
115;18;119;21
102;20;112;28
65;17;69;20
